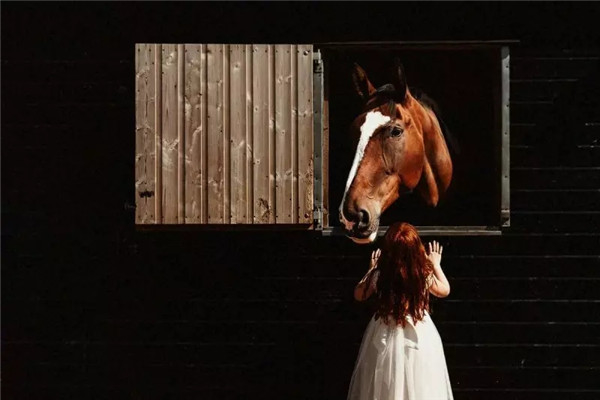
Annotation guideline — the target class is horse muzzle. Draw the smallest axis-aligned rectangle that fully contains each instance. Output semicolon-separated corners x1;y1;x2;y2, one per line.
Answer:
339;209;380;244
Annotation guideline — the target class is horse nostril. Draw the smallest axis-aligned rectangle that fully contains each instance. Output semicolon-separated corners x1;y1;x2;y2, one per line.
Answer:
357;209;370;229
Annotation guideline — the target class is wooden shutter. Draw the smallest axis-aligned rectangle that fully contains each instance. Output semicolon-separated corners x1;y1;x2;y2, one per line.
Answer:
135;44;314;225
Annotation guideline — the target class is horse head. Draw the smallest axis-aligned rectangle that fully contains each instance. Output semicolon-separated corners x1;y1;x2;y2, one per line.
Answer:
339;59;453;244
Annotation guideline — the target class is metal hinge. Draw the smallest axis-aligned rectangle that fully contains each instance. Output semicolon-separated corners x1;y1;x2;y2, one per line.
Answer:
313;53;323;74
313;206;322;229
501;209;511;227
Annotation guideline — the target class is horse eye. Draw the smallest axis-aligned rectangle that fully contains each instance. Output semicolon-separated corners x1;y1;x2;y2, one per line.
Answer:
391;127;404;137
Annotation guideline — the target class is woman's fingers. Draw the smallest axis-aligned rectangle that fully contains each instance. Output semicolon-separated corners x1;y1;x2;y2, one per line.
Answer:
371;248;381;260
428;240;444;254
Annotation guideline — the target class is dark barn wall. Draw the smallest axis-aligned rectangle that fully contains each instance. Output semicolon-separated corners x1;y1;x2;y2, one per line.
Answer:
2;3;599;400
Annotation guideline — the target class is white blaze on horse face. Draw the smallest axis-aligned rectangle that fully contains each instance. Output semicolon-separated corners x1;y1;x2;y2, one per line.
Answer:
339;111;391;229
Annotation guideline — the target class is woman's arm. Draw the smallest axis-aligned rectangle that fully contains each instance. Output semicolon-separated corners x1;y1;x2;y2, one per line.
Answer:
354;249;380;301
426;241;451;298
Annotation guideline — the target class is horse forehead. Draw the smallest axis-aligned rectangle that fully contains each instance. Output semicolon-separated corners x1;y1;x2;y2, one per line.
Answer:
360;111;391;136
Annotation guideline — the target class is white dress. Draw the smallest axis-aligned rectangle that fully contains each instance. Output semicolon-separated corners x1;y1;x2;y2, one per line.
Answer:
347;311;453;400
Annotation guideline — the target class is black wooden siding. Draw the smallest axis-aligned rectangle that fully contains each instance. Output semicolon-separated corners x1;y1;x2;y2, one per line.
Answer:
2;3;599;400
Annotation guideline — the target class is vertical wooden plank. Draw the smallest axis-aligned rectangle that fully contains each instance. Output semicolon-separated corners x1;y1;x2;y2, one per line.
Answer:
245;44;254;224
268;45;276;223
201;44;208;223
177;44;185;223
207;44;224;223
291;44;298;223
297;44;314;224
135;44;157;224
135;44;143;223
223;44;231;224
184;44;203;223
229;44;247;223
161;44;179;223
154;44;163;223
274;45;293;223
252;44;274;223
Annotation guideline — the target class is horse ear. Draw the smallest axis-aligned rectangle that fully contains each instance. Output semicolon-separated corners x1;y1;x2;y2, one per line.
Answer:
392;58;408;103
352;63;376;100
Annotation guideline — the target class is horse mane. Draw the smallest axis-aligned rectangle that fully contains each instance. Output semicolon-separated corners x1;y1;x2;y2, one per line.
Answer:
410;87;461;157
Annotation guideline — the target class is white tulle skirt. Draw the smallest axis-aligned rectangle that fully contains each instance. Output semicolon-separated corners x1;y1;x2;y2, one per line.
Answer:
347;312;453;400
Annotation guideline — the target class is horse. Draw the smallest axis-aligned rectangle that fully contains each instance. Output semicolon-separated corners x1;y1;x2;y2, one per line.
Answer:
338;59;454;244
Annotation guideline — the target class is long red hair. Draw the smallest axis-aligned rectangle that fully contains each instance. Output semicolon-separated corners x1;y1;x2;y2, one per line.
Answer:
372;222;433;326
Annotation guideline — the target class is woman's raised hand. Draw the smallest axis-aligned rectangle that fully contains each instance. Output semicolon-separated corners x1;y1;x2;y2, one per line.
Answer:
369;248;381;270
426;240;443;267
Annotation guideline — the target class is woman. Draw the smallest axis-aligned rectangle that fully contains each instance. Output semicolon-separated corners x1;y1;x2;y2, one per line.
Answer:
347;222;453;400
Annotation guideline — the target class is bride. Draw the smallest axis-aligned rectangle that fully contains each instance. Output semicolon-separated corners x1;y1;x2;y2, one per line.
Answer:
347;222;454;400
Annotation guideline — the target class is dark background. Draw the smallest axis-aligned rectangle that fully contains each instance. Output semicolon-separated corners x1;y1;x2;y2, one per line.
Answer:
324;47;501;227
2;2;599;399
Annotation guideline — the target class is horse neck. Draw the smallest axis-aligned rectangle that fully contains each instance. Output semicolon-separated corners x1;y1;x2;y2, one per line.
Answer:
413;101;453;207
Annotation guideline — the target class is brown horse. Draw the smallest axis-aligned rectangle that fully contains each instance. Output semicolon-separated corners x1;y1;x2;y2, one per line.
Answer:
339;59;453;244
